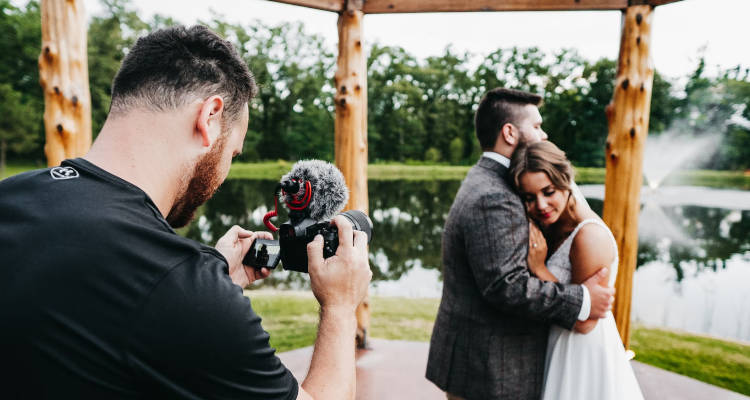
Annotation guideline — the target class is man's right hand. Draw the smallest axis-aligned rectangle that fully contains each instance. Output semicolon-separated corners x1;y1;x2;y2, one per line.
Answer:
306;215;372;312
583;267;615;319
301;216;371;400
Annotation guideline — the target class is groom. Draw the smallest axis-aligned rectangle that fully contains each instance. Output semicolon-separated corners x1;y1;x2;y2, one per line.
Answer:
426;88;615;399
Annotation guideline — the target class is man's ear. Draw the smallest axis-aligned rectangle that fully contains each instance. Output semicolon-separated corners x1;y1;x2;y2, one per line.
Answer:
195;96;224;147
500;123;517;146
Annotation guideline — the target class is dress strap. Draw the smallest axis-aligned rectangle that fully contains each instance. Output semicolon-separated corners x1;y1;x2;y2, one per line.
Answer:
568;218;602;241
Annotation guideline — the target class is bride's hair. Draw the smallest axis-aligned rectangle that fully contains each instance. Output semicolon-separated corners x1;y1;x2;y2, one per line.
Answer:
509;141;575;196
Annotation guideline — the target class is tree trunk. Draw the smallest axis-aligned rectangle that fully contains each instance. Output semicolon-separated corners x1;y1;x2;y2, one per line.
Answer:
602;4;655;349
38;0;92;167
334;0;370;349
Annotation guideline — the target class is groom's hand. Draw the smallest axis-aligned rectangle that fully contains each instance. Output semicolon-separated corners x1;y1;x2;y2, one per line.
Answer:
583;268;615;319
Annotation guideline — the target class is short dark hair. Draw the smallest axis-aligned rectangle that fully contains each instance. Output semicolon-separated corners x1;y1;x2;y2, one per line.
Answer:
474;87;542;150
110;25;257;125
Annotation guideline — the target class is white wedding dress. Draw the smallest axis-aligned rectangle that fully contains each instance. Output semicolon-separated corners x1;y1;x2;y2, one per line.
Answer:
541;219;644;400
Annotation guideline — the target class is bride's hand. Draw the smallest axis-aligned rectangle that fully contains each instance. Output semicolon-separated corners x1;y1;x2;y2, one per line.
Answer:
527;221;548;275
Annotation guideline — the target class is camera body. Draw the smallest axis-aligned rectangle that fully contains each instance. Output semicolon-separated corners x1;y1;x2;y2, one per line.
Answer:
242;161;372;274
243;210;372;273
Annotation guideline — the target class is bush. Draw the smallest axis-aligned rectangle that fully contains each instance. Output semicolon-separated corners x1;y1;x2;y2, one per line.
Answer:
449;137;464;165
424;147;442;163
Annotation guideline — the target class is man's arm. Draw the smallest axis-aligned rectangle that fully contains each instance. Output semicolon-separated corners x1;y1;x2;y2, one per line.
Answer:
215;218;371;400
298;216;372;400
464;192;582;329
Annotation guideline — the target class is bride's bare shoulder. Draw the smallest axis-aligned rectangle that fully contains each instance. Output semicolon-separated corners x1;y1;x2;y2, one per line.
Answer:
569;221;615;283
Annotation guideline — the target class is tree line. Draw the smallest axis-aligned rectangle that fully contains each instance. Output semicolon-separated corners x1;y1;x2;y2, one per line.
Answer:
2;0;749;174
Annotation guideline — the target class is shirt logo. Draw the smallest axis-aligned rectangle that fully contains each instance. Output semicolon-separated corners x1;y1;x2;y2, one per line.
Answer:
50;166;80;180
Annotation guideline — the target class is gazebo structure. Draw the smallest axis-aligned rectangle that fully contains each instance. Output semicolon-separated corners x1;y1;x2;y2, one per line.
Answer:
38;0;683;349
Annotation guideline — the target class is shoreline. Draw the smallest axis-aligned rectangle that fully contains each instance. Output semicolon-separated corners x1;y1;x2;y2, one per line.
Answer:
4;162;750;189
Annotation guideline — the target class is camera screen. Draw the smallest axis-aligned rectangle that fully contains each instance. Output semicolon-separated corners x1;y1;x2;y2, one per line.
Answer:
243;238;282;269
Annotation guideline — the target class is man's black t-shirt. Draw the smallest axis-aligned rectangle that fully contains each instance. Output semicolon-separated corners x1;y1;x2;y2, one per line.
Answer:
0;159;298;399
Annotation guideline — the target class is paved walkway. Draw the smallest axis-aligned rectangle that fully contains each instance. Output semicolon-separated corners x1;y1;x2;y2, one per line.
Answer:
279;338;748;400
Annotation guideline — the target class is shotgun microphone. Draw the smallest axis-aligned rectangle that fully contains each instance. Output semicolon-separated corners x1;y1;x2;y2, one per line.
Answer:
244;160;373;273
279;159;350;222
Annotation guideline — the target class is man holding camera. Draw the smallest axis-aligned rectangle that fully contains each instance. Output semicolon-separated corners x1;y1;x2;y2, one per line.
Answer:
0;25;370;399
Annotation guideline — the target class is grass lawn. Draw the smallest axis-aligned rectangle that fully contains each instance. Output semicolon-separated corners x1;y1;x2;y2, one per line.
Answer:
227;161;472;181
4;161;749;189
228;162;750;189
0;163;39;180
248;291;750;396
631;325;750;396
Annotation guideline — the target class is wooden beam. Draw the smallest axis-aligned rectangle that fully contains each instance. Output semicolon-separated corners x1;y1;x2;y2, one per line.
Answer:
266;0;682;13
630;0;682;6
39;0;92;167
267;0;343;13
334;2;370;348
602;4;654;349
362;0;630;14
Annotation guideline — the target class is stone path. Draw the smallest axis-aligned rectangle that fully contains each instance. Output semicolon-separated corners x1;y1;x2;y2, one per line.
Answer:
279;338;748;400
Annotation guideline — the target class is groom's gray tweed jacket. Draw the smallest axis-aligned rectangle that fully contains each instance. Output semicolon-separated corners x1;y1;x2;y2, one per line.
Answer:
426;156;583;400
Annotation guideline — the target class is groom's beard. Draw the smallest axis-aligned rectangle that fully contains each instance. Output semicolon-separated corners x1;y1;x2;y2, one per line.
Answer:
167;135;227;228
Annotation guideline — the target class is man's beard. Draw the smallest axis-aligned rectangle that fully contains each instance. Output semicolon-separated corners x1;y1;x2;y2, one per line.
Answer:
166;135;227;228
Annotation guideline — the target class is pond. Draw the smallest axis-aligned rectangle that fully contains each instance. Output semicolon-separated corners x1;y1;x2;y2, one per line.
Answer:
183;179;750;343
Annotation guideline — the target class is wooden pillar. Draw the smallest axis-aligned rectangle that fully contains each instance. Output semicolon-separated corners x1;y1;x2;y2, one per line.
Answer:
602;4;654;349
39;0;92;167
334;0;370;348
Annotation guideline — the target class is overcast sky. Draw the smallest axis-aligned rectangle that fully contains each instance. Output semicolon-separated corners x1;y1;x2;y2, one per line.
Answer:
80;0;748;80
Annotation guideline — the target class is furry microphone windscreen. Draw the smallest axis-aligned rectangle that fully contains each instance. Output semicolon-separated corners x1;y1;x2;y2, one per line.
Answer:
280;160;350;221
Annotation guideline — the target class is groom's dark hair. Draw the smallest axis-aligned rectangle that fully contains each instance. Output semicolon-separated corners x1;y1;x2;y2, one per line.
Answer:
475;87;542;150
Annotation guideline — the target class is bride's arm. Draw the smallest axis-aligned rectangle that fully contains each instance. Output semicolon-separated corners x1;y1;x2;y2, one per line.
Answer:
570;223;615;334
527;222;558;282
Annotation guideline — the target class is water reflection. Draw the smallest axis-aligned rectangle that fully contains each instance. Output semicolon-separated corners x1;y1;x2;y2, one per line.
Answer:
633;255;750;342
184;179;750;341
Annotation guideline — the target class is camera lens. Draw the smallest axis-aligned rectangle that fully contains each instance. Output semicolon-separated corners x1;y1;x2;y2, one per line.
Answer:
340;210;373;243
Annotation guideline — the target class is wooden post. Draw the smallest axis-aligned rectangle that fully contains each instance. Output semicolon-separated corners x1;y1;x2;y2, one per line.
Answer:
39;0;92;167
334;0;370;348
602;4;654;349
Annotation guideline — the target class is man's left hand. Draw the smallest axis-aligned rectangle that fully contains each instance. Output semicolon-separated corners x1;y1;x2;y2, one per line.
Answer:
215;225;273;288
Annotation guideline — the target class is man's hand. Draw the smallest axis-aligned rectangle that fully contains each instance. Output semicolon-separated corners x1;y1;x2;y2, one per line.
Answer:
215;225;273;288
583;267;615;319
301;215;371;400
307;215;372;312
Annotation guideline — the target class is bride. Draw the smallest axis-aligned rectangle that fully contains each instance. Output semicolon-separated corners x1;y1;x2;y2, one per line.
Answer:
509;141;644;400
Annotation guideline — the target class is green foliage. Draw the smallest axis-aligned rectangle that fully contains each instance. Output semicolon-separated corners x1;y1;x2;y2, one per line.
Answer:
200;16;336;162
0;83;39;175
0;0;43;167
424;147;441;163
448;136;464;165
87;0;150;137
667;56;750;170
3;1;750;170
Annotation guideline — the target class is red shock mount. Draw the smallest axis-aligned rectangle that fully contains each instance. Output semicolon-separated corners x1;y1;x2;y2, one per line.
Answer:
262;180;312;232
